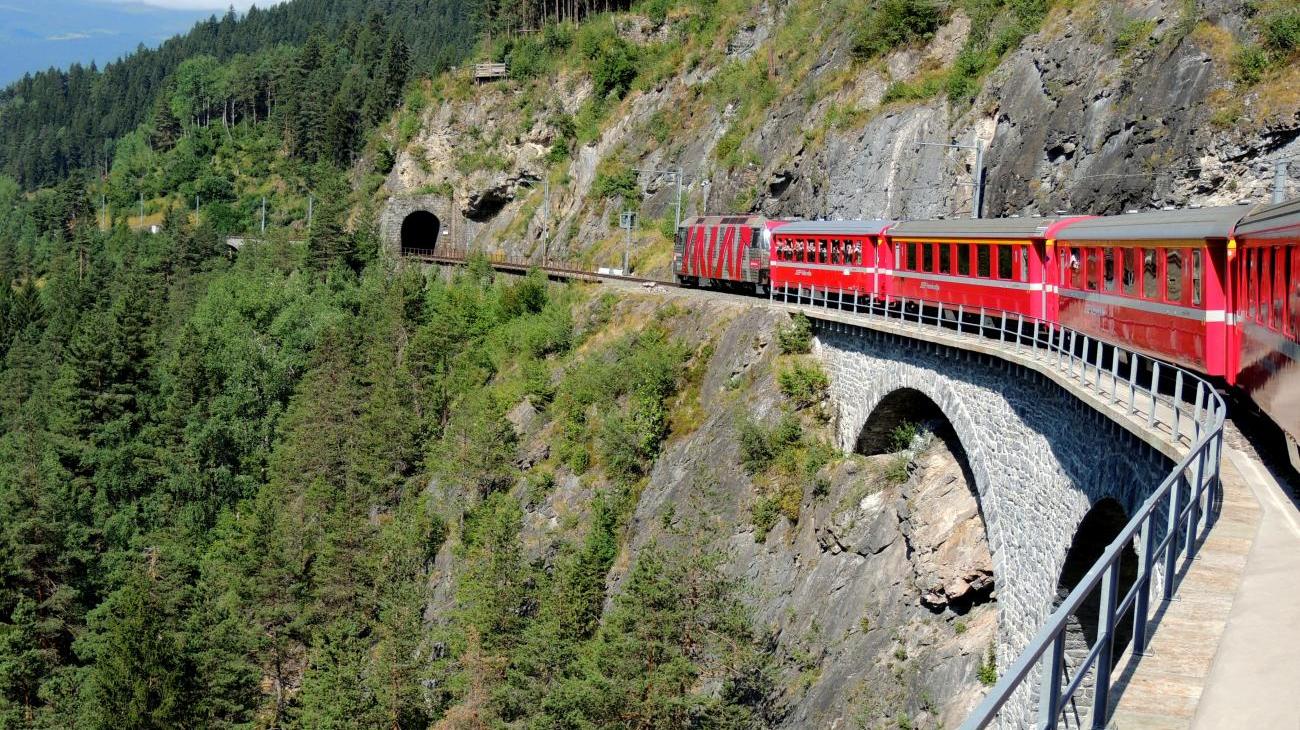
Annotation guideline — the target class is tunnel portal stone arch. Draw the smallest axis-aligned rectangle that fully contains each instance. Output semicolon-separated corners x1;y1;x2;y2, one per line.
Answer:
400;210;441;254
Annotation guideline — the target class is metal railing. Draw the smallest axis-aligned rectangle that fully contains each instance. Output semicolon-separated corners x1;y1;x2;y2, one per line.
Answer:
772;282;1226;730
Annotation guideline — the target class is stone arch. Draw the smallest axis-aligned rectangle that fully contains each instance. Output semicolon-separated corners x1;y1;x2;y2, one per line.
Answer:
400;210;441;255
1054;498;1139;727
844;380;1009;607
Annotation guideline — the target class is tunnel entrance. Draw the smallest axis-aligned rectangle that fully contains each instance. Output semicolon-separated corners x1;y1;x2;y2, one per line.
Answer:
400;210;441;255
1054;498;1139;727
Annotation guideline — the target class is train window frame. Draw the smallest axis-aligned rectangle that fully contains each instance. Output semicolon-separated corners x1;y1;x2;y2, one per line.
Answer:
1259;248;1271;326
1122;248;1137;296
1165;249;1184;304
1143;248;1159;300
939;243;952;274
922;242;936;273
1069;246;1083;289
1103;248;1116;291
977;244;992;278
1275;247;1286;331
906;242;918;272
998;245;1014;280
1247;248;1257;319
831;239;841;266
1085;248;1100;291
958;244;972;276
1019;246;1030;283
1191;249;1202;306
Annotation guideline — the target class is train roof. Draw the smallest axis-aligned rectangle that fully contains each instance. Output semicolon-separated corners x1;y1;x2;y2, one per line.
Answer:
1054;205;1250;241
681;214;769;227
1234;198;1300;239
772;220;893;236
888;217;1068;239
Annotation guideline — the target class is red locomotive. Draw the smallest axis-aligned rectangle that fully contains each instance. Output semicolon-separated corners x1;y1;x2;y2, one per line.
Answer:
674;199;1300;467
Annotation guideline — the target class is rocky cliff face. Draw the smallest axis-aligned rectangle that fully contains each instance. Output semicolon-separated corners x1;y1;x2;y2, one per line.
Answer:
425;288;997;727
382;0;1298;273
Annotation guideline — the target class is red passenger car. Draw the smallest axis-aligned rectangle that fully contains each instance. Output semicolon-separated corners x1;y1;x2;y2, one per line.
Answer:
674;215;783;292
1052;206;1243;376
883;217;1083;321
768;220;892;300
1230;198;1300;466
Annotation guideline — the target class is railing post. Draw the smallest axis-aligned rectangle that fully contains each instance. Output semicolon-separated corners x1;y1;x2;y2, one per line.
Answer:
1173;370;1185;443
1148;361;1161;429
958;304;965;334
1164;471;1184;601
1134;514;1156;654
1037;633;1066;730
1128;354;1139;415
1091;561;1120;729
1110;348;1120;402
1186;447;1206;557
1000;310;1008;343
1193;381;1205;438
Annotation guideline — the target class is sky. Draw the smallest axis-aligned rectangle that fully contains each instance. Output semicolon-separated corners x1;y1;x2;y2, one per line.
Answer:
0;0;284;86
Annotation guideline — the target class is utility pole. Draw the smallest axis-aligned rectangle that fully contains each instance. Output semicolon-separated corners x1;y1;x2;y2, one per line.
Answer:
1273;159;1288;204
261;196;266;234
620;210;636;275
307;194;314;228
674;167;683;234
542;177;550;265
918;138;987;219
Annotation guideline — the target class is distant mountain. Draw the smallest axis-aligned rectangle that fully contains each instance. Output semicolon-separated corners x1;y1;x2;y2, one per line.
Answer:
0;0;478;189
0;1;233;87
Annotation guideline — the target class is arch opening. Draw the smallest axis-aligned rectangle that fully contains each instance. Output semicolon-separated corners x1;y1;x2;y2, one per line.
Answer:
400;210;441;255
1054;497;1139;726
854;388;993;615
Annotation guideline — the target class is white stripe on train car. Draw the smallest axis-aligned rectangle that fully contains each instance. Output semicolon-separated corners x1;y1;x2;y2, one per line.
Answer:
1058;289;1224;323
891;270;1037;291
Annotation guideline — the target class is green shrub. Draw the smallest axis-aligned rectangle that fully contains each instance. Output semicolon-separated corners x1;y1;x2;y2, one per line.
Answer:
1232;44;1272;84
1261;6;1300;56
639;0;674;24
977;644;998;686
777;313;812;354
888;421;920;451
592;161;639;201
851;0;944;61
1113;18;1157;55
752;496;782;541
882;75;944;104
738;418;776;474
778;360;829;409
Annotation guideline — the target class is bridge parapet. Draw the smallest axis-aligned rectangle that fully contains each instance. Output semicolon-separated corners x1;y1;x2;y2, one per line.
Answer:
772;283;1225;730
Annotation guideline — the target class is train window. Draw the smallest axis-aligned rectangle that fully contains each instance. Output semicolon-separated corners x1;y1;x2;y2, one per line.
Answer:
1192;250;1202;306
1020;246;1030;282
1143;249;1159;299
1086;249;1100;290
1123;249;1137;295
1259;248;1271;325
906;242;918;271
977;245;992;277
958;244;972;275
998;246;1013;279
1068;247;1082;288
1275;247;1286;329
854;240;864;266
1166;250;1184;303
1247;249;1257;318
1103;249;1116;291
830;240;840;266
922;243;935;272
939;243;951;273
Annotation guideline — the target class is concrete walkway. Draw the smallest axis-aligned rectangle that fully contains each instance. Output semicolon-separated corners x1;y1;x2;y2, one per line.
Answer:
1190;447;1300;730
1107;440;1300;730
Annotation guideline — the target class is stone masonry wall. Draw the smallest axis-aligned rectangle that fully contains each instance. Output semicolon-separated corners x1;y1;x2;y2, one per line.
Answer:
813;321;1172;726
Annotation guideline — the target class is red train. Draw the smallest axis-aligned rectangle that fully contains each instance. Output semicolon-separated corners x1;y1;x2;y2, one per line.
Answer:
675;200;1300;467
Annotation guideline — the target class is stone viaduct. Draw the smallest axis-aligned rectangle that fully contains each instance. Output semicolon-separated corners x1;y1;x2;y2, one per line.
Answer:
809;317;1176;725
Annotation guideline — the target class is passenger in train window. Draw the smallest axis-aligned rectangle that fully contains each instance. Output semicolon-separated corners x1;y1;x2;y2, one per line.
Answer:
819;240;828;264
1192;250;1203;306
1086;249;1100;290
1020;246;1030;283
853;241;863;265
1166;250;1183;303
1103;249;1116;291
1069;247;1082;288
1143;249;1159;299
1123;249;1138;295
